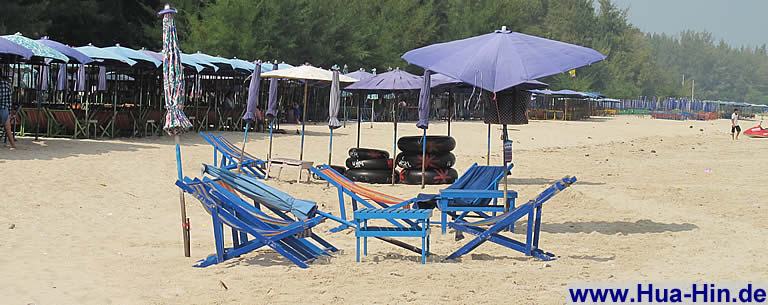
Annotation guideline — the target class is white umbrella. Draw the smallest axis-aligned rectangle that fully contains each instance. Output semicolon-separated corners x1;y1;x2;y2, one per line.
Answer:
261;65;358;160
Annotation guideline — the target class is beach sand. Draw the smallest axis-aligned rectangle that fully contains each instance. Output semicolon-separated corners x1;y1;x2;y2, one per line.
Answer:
1;116;766;304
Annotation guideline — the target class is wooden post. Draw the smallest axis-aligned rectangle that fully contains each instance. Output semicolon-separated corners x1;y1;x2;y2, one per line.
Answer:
299;81;308;160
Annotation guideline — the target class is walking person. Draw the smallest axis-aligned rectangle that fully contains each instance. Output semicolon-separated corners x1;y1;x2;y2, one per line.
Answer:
0;73;16;150
731;108;741;140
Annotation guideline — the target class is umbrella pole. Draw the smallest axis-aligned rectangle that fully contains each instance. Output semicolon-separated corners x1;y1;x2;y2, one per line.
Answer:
175;134;191;257
392;101;398;185
486;123;491;166
238;122;250;173
356;94;361;148
501;124;510;217
420;129;427;189
268;119;274;161
300;82;308;160
328;128;333;167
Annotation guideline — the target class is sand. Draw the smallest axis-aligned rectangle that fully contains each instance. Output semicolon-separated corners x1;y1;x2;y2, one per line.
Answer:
1;116;766;304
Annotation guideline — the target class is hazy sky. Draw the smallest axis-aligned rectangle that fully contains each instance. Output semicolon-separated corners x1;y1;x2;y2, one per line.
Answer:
607;0;768;47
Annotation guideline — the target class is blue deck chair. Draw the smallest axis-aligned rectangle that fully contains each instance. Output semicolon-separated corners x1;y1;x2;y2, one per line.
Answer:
176;176;337;268
415;163;517;234
200;132;267;178
311;165;419;232
446;176;577;261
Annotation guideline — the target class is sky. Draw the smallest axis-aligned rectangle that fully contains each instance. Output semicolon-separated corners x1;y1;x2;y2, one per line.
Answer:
606;0;768;48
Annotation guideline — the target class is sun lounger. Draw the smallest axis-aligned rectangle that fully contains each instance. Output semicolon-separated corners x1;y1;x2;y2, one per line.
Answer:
446;176;576;261
47;108;87;138
200;132;267;178
176;175;336;268
20;107;50;137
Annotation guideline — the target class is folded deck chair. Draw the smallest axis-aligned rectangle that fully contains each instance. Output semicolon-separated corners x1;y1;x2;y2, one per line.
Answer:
310;165;418;232
200;132;267;178
176;176;336;268
446;176;577;261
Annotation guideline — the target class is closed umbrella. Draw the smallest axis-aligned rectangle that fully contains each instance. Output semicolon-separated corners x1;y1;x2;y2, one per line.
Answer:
265;63;279;162
38;65;49;91
55;64;67;91
416;70;432;188
328;68;342;168
75;64;86;92
159;4;193;257
97;66;107;91
239;61;262;172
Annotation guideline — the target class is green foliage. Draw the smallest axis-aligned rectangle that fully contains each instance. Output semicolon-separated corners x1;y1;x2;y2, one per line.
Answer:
2;0;767;104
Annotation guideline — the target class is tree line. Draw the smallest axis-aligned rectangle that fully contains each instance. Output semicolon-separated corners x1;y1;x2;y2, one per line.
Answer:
2;0;766;103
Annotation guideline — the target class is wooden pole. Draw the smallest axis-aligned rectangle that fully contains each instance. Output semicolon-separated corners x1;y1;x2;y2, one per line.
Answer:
420;129;427;189
392;100;398;185
299;81;308;160
175;135;191;257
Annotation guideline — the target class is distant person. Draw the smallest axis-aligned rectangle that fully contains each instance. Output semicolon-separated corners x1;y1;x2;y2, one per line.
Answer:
254;106;265;132
292;103;302;124
731;108;741;140
0;73;16;150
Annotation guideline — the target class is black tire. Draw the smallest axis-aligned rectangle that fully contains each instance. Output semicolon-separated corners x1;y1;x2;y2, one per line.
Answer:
396;152;455;170
312;165;345;181
345;157;393;170
397;136;456;154
348;148;389;160
399;168;458;185
345;169;399;184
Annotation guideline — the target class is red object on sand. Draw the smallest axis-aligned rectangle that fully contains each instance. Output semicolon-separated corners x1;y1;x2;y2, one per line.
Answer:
744;124;768;138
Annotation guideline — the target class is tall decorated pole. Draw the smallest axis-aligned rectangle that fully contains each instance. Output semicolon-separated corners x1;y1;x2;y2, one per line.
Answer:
160;4;193;257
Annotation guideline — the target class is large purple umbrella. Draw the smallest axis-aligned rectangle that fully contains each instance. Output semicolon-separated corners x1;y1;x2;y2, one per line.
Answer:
159;4;193;257
239;61;262;172
416;70;432;188
0;37;33;60
37;37;93;64
402;27;606;93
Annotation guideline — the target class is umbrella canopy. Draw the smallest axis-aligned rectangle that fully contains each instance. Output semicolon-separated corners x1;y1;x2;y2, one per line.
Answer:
104;44;162;68
188;52;233;70
0;37;33;60
37;37;93;64
416;70;432;129
433;73;549;89
143;49;206;73
243;61;262;122
160;6;192;135
261;64;358;82
277;62;294;70
344;69;374;81
328;69;342;128
402;27;606;93
204;165;317;220
3;33;68;63
345;68;421;91
181;53;217;72
229;58;256;73
529;89;588;98
76;44;137;66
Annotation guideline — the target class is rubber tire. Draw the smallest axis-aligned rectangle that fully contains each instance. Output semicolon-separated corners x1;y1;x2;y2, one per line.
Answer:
399;168;459;185
395;152;455;170
397;136;456;154
312;165;345;181
348;148;389;160
345;169;400;184
345;157;393;170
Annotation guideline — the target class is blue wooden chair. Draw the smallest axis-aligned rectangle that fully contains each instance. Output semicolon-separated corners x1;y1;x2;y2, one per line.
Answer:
446;176;576;261
200;132;267;178
176;177;336;268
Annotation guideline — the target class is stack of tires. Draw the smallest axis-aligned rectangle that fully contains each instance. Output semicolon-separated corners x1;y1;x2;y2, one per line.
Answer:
344;148;398;184
396;136;458;185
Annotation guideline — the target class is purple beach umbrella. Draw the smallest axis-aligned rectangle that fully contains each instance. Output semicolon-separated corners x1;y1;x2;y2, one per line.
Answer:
38;37;93;64
0;37;33;60
238;61;262;172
